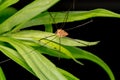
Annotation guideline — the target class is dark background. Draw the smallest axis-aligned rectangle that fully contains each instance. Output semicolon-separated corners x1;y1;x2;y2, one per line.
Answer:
0;0;120;80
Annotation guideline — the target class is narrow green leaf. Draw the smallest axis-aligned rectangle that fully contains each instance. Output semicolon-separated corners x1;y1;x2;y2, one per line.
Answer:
0;44;35;76
0;37;67;80
5;30;85;63
11;30;114;80
7;30;99;46
0;7;17;23
0;67;6;80
0;0;18;12
34;44;115;80
0;0;59;34
63;46;115;80
16;34;115;80
58;68;79;80
44;24;53;32
16;8;120;30
2;30;115;79
0;0;2;4
0;43;80;80
6;30;99;65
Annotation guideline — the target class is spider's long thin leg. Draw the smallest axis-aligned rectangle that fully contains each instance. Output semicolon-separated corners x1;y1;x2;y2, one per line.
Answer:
65;19;93;31
0;59;11;64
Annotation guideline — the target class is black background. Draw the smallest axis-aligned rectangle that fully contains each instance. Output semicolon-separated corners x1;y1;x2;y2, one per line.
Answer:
0;0;120;80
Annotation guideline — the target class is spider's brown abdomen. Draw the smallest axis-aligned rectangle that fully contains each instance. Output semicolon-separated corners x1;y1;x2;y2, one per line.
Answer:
56;29;68;37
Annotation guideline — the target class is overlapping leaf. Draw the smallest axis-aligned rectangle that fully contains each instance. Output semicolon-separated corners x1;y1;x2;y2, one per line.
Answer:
0;0;59;34
5;30;115;80
7;30;99;46
0;37;69;80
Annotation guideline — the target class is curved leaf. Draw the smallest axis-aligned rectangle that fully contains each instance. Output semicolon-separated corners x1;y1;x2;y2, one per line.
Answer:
0;44;35;75
64;46;115;80
0;7;17;23
0;0;59;34
0;36;67;80
30;43;115;80
15;8;120;30
0;43;79;80
7;30;99;46
4;30;115;80
0;0;18;12
58;68;79;80
0;67;6;80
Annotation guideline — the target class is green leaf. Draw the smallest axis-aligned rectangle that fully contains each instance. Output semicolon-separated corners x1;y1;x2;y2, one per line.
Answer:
0;36;68;80
0;67;6;80
0;0;18;12
0;0;2;4
15;8;120;30
63;46;115;80
0;7;17;23
43;11;53;33
0;0;59;34
11;30;84;64
0;42;79;80
7;30;99;46
33;44;115;80
5;30;115;80
44;24;53;32
58;68;79;80
0;44;35;75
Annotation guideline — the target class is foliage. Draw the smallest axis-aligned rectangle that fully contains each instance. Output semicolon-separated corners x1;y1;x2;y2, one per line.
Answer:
0;67;6;80
0;0;119;80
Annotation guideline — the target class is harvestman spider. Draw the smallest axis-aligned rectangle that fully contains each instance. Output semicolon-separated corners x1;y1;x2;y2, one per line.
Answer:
0;0;93;65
